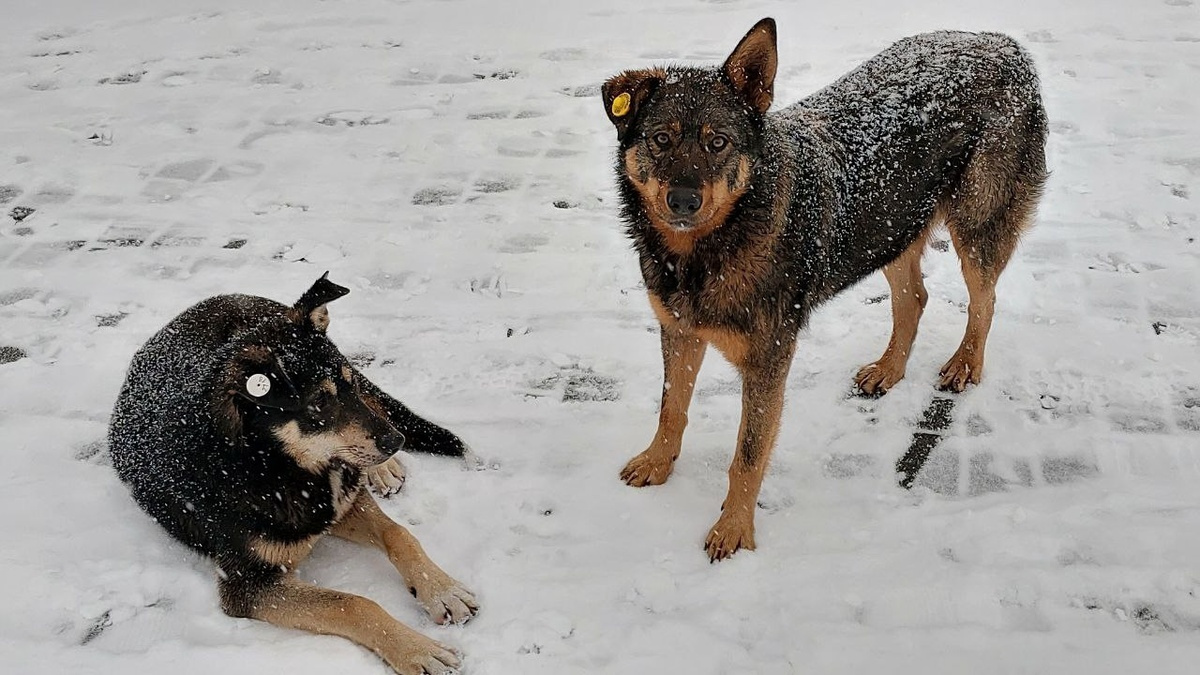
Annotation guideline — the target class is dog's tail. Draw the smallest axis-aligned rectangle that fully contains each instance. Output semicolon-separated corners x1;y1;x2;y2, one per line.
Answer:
355;373;470;458
393;412;471;458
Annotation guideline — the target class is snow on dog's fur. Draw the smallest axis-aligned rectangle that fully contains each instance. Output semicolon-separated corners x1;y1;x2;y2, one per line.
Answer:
605;19;1047;560
109;274;477;675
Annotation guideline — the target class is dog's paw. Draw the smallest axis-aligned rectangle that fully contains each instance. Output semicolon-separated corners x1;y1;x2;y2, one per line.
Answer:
854;359;906;396
619;449;676;487
703;510;756;562
380;626;461;675
411;571;479;626
938;350;983;392
460;442;485;469
367;455;407;497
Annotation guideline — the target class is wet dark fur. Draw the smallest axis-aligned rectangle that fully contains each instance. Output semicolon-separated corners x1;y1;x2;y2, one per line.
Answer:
610;28;1045;329
605;19;1047;559
108;274;467;608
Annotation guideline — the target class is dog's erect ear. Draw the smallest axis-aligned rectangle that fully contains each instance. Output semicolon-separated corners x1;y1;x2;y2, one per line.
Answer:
723;18;777;115
290;271;349;333
602;68;664;142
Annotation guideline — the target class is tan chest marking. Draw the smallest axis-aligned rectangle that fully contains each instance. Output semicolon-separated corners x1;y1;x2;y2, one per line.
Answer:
329;468;363;522
694;326;750;370
273;421;341;473
250;535;318;572
650;293;751;370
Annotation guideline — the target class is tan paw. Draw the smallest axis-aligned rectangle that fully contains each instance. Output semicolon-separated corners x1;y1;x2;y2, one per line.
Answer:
367;455;407;497
380;626;461;675
854;359;906;396
938;351;983;392
703;510;756;562
410;570;479;626
619;449;676;487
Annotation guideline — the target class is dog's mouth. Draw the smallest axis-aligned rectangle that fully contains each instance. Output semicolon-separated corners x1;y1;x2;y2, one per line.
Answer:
657;209;723;235
652;185;729;235
667;217;698;231
336;444;391;468
343;428;404;467
645;202;706;232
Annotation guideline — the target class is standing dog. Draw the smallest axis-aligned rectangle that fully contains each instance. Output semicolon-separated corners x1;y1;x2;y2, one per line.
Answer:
109;274;477;674
604;19;1047;560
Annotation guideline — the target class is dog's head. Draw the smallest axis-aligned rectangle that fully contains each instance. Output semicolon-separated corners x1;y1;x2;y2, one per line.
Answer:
214;274;403;472
603;18;777;247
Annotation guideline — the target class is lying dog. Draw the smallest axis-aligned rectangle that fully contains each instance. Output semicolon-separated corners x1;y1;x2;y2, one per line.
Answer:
109;274;477;674
604;19;1047;560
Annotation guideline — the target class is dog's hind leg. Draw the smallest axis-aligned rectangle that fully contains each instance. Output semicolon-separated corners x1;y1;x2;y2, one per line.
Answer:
621;294;709;487
221;574;460;675
330;491;478;625
940;215;1027;392
940;106;1046;391
855;225;932;395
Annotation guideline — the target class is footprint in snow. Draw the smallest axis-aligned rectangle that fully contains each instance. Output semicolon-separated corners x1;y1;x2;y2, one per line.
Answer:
315;110;390;127
159;72;194;87
1072;597;1195;634
473;176;519;194
142;158;263;200
411;186;462;206
0;346;27;365
1173;386;1200;432
91;225;151;250
98;70;146;85
560;84;599;98
539;47;586;62
392;66;521;86
497;233;548;254
467;108;546;121
526;365;621;403
822;453;877;479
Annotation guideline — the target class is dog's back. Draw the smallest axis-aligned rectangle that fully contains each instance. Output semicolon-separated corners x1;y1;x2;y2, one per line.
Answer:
775;30;1047;299
109;293;292;555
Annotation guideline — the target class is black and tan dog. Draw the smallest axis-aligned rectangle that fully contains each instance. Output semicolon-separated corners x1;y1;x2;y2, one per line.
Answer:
604;19;1047;560
109;274;477;674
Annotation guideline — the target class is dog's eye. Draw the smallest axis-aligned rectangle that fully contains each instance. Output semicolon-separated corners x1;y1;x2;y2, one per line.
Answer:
651;132;672;147
709;134;729;152
307;390;333;415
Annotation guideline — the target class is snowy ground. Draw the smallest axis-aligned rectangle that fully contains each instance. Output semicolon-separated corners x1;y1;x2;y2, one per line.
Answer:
2;0;1199;672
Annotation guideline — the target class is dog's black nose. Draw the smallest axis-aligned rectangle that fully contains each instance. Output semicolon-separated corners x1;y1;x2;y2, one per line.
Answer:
377;431;406;453
666;187;703;217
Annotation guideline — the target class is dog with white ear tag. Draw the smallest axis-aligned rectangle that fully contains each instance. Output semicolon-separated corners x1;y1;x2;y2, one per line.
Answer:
109;273;477;675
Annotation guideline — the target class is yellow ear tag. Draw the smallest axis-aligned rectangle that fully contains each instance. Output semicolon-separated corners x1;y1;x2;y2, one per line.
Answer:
611;92;632;118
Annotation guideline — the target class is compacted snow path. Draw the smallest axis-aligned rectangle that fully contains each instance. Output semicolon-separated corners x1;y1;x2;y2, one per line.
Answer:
1;1;1198;673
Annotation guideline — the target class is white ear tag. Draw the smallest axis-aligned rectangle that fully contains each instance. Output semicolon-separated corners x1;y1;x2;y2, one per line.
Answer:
246;373;272;397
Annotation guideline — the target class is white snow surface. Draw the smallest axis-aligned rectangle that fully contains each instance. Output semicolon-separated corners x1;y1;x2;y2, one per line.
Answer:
2;0;1199;673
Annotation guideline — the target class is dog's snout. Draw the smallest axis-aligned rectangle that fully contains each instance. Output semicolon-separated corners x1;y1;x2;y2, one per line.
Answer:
376;431;406;454
666;187;703;217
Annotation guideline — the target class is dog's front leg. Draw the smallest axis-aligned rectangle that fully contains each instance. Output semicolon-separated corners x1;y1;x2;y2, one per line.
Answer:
705;338;795;562
366;454;408;497
621;317;708;487
222;575;460;675
331;491;479;625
